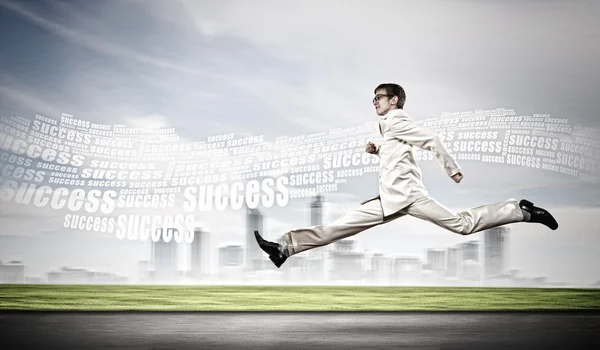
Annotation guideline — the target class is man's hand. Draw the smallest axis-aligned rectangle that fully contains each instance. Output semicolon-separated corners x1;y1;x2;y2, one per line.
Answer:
451;172;464;183
365;142;378;154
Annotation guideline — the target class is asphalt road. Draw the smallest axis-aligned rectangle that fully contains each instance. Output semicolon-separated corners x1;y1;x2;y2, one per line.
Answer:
1;312;599;349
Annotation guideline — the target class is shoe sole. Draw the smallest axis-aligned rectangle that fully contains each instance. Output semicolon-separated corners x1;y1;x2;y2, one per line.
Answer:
269;254;286;268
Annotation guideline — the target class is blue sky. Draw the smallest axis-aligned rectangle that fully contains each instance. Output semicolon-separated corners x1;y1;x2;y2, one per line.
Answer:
0;0;599;284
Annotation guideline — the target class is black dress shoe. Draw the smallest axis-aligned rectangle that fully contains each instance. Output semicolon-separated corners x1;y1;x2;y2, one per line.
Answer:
254;230;288;268
519;199;559;230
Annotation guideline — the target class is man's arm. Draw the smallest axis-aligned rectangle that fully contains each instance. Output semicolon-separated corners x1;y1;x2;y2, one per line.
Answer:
389;115;462;178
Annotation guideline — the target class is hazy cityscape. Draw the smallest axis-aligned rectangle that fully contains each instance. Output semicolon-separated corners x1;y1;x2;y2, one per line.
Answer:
2;195;598;288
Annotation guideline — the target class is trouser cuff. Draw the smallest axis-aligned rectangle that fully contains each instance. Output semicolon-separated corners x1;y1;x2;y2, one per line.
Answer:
280;232;296;256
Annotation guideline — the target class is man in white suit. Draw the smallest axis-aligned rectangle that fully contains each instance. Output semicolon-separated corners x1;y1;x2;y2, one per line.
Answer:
255;83;558;268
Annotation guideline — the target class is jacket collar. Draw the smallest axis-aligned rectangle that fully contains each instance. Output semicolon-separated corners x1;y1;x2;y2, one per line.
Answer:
379;108;408;121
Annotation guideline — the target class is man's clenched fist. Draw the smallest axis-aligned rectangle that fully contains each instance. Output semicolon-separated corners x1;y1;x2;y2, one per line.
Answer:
451;172;464;183
365;142;378;154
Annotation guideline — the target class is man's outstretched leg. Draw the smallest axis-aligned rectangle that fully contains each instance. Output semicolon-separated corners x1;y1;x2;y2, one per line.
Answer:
403;196;558;235
254;198;403;268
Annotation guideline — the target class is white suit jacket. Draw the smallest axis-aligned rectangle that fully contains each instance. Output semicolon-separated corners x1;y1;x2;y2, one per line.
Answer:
361;109;462;217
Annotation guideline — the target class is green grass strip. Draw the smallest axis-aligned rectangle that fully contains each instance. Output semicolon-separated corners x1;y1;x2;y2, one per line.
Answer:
1;285;599;311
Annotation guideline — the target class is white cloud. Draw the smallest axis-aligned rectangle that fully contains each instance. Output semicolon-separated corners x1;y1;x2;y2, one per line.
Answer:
124;113;171;129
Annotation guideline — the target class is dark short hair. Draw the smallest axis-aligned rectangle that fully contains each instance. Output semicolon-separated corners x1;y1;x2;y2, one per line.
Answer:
374;83;406;109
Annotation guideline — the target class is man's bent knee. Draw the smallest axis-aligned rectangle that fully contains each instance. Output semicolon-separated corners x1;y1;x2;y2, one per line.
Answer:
449;225;469;235
449;214;473;235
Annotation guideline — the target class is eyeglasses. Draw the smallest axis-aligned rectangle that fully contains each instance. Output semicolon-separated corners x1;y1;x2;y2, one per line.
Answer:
373;94;393;103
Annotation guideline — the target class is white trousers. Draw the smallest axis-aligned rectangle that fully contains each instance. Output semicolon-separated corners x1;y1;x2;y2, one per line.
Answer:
282;196;525;256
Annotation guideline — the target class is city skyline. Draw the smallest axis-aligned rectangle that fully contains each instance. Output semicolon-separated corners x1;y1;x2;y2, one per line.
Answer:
3;190;600;285
1;195;594;288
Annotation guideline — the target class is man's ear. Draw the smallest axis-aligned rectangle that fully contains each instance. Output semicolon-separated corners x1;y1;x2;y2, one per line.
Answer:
390;95;398;106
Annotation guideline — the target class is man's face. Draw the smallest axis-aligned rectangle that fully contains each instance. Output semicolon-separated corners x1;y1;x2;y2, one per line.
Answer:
373;89;397;116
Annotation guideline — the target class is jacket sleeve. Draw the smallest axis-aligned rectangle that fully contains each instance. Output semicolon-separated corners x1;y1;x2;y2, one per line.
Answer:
389;115;461;177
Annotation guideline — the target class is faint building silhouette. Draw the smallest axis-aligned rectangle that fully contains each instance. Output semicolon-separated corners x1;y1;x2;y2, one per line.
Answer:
219;245;243;268
306;195;326;282
246;207;264;271
191;227;209;279
329;240;364;281
446;246;461;278
219;244;244;282
368;253;393;285
484;227;508;279
393;257;422;285
461;241;479;262
462;260;481;282
47;271;62;284
426;249;446;277
49;268;90;284
47;267;127;284
311;195;323;226
282;255;309;282
138;260;150;284
24;276;44;284
151;228;178;282
0;260;25;283
459;240;480;281
90;271;128;284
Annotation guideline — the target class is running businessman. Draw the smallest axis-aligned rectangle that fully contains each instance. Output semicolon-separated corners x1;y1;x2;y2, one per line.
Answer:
255;83;558;268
